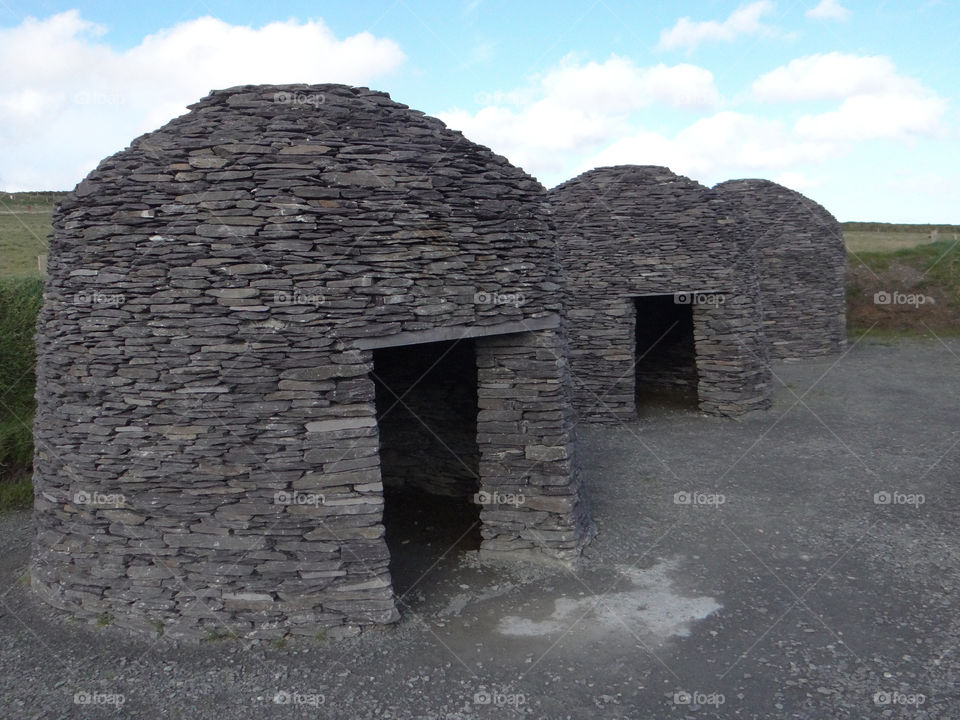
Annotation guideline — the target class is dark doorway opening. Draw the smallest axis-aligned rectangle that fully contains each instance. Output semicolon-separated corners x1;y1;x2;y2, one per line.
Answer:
373;338;482;605
634;295;700;413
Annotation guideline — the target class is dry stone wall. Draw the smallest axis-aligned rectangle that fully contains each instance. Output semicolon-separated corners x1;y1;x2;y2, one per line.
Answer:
32;83;591;641
714;179;847;359
475;329;592;560
548;165;772;422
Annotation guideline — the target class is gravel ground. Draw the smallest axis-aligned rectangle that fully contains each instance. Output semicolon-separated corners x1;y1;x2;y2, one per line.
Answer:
1;336;959;719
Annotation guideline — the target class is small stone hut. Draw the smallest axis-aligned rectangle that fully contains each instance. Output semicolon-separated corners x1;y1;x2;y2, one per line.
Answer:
548;165;771;422
714;179;846;359
31;84;592;640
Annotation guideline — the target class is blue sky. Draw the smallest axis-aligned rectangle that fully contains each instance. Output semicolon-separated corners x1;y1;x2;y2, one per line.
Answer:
1;0;957;222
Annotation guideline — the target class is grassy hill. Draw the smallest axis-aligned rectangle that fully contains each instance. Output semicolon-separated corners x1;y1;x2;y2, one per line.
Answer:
844;223;960;336
0;191;67;278
844;222;960;253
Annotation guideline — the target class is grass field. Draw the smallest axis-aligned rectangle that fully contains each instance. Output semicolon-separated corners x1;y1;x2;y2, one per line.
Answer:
845;230;959;254
846;237;960;335
0;192;958;510
844;221;960;254
0;192;63;278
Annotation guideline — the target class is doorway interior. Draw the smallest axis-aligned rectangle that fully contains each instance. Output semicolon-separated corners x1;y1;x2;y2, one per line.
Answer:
372;338;482;604
633;295;700;413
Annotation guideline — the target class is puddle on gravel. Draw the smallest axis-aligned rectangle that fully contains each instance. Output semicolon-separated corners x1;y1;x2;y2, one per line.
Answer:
495;558;721;643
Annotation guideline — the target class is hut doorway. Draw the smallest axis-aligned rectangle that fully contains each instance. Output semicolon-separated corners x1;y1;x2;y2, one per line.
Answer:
633;294;700;412
372;338;482;602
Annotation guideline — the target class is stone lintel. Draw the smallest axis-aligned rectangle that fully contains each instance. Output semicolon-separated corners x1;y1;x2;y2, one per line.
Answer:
352;314;561;350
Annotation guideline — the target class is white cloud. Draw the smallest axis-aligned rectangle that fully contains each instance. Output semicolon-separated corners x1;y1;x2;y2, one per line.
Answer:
657;1;778;52
772;171;817;191
578;112;837;184
795;93;947;142
753;52;916;102
439;55;719;176
442;102;626;176
752;53;948;143
0;11;406;190
805;0;851;21
540;58;720;112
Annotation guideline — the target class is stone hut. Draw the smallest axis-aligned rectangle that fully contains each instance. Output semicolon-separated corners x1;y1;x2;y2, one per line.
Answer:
31;84;592;641
548;165;771;422
714;179;846;359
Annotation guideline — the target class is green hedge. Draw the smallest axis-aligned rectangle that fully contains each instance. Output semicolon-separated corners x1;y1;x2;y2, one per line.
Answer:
0;277;42;509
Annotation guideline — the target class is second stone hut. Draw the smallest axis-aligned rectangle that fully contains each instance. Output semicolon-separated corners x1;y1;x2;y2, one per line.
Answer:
548;165;772;422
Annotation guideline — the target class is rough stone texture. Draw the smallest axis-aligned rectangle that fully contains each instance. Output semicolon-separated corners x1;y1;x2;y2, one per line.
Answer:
31;83;591;641
475;330;593;561
714;179;847;359
548;165;772;422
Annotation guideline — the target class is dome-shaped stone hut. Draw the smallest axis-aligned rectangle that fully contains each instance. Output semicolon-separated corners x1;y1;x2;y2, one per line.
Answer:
548;165;771;422
713;179;846;359
32;84;592;641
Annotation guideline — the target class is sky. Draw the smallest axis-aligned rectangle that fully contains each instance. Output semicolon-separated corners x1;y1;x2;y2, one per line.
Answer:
0;0;957;223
